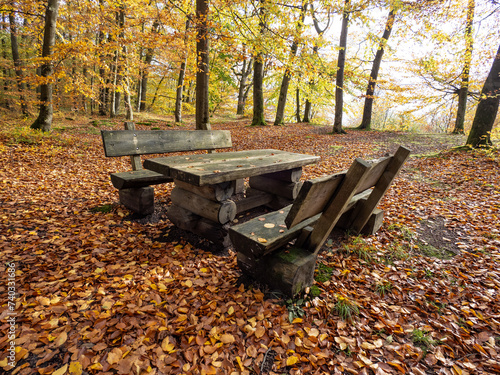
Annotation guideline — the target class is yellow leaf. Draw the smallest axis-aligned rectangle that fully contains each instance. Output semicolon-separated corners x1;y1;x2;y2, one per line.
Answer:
257;238;267;243
89;363;103;370
69;362;83;375
286;355;299;366
227;306;234;315
264;223;275;228
184;280;193;288
53;364;68;375
236;356;244;371
162;337;175;352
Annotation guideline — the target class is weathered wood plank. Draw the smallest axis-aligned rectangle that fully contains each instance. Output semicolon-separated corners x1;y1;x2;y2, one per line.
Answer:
229;206;320;259
305;159;373;254
355;156;391;194
285;172;345;229
249;175;302;200
101;129;232;157
124;122;142;170
144;149;319;186
235;189;274;214
350;146;411;234
170;187;236;224
110;170;173;189
260;167;303;182
118;187;154;215
173;179;234;201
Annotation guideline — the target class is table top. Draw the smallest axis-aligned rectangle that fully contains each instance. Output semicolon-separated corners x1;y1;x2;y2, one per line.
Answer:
143;149;320;186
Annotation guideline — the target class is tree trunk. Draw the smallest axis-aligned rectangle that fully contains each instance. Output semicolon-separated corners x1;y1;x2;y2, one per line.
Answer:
252;55;267;126
453;0;475;135
251;0;267;126
358;8;396;130
1;16;11;109
31;0;60;131
236;55;253;115
274;3;307;126
303;98;311;122
333;0;350;134
9;10;29;116
175;18;190;123
295;87;301;123
139;44;155;112
150;74;165;108
196;0;210;130
466;43;500;148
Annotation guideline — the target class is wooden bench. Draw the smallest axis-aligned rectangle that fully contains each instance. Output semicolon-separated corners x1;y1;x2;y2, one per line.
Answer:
229;146;410;296
101;122;232;215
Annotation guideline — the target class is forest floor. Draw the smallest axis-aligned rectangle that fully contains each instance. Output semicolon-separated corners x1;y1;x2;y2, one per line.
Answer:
1;113;499;375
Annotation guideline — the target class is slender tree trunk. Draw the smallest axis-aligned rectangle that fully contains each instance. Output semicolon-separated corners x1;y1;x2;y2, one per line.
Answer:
358;8;396;130
31;0;60;131
1;17;11;109
9;10;29;116
333;0;350;134
303;98;311;122
236;55;253;115
251;0;267;126
295;87;301;122
175;18;190;123
82;67;88;113
195;0;210;130
151;74;165;108
453;0;475;135
274;3;307;125
97;32;107;115
466;43;500;148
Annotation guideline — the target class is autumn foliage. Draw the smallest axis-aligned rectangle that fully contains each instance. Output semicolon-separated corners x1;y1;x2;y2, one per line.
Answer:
1;116;499;374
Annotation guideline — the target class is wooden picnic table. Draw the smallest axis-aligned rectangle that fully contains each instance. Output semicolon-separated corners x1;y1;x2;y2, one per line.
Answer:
143;149;319;246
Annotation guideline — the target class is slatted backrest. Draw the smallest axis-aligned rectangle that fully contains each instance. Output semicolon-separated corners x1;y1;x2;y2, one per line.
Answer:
285;172;346;228
101;129;232;157
286;146;411;254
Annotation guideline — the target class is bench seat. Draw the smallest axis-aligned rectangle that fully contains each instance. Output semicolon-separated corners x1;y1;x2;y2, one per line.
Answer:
110;169;173;189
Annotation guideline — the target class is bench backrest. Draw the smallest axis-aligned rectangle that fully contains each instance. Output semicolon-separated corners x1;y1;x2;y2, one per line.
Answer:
101;128;232;157
286;146;410;254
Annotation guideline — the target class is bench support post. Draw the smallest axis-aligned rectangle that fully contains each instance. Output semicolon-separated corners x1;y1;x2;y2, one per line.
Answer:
119;187;154;215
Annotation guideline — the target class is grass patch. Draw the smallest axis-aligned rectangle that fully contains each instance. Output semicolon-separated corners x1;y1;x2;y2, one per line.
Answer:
333;296;359;322
342;236;377;263
1;125;66;146
418;242;455;259
315;263;333;283
375;280;393;296
90;204;114;213
308;285;321;298
411;329;437;353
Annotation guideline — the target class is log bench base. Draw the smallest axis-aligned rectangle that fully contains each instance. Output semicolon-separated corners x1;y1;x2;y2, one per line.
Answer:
118;187;155;215
238;247;317;297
